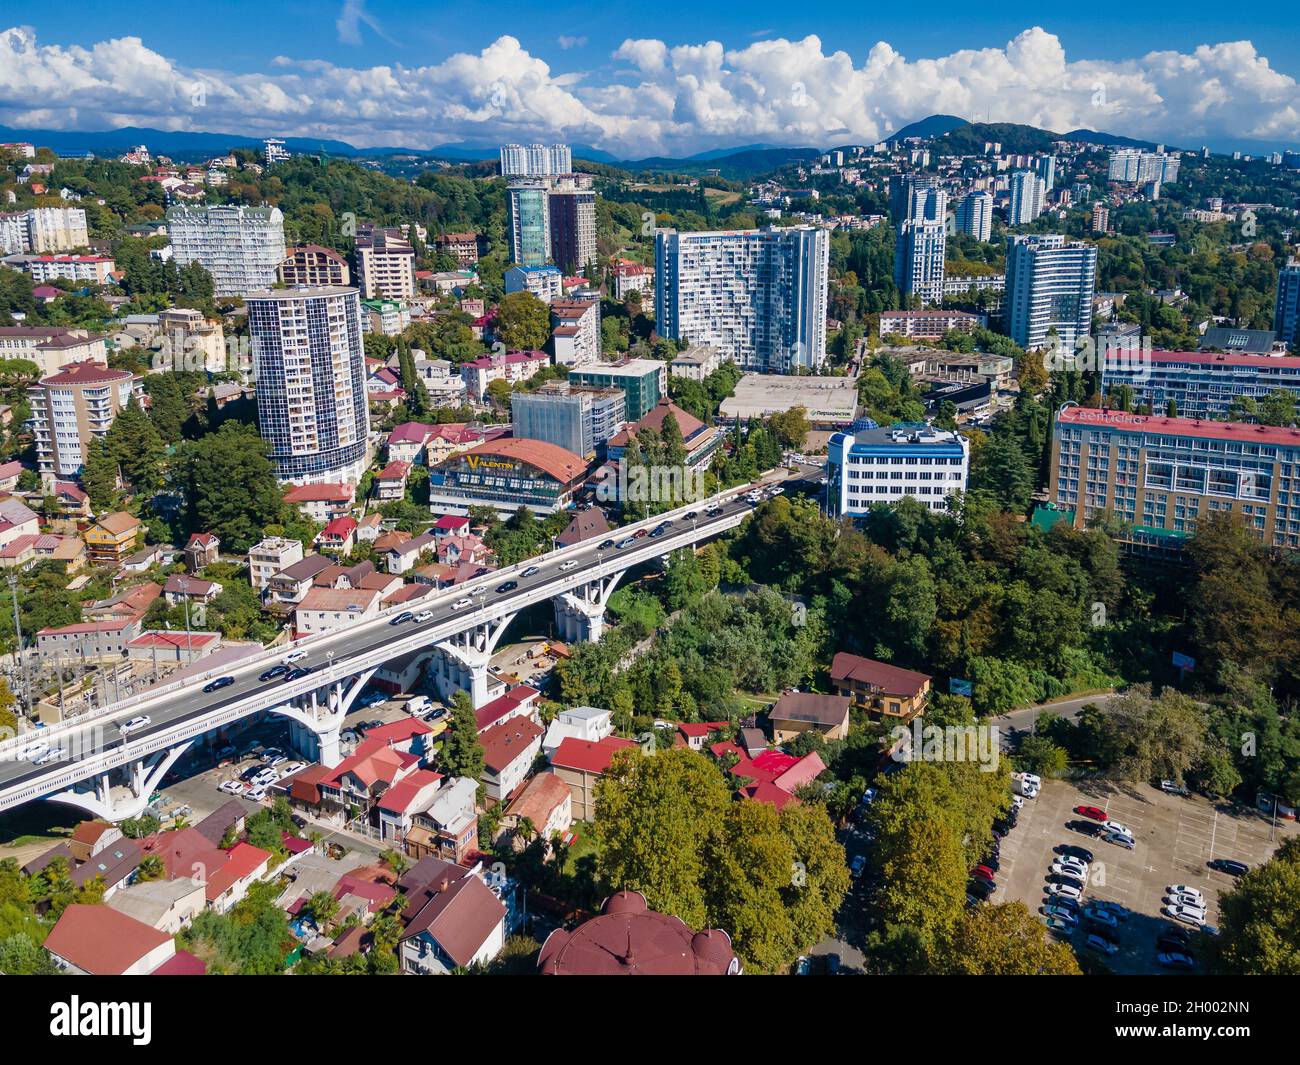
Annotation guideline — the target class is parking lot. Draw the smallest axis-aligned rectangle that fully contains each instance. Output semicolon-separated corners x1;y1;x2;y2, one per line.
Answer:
994;777;1295;973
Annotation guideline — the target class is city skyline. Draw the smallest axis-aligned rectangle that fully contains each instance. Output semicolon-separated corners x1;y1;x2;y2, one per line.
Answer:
3;12;1300;156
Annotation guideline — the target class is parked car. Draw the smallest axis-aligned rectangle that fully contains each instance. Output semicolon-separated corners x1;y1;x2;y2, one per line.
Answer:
1106;821;1133;839
1102;830;1136;849
245;784;270;802
119;715;151;735
967;878;995;900
1167;885;1204;902
1083;906;1119;929
1157;928;1193;952
1157;951;1196;970
1044;915;1073;935
1057;845;1094;863
219;780;246;795
278;761;306;779
793;956;811;976
1085;933;1119;955
1208;858;1249;877
1045;883;1083;901
970;865;996;883
1160;779;1190;796
1164;904;1205;926
1051;859;1089;881
1075;805;1108;822
1042;904;1078;925
850;854;867;878
203;676;235;693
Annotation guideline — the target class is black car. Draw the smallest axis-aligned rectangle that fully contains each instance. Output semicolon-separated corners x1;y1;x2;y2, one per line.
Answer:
203;676;235;693
1050;894;1081;913
284;665;314;682
980;854;1001;872
259;664;288;681
1157;930;1193;952
967;878;995;900
496;580;519;594
1057;844;1095;863
1068;819;1103;837
239;765;265;783
1209;858;1249;877
598;539;615;550
649;525;668;538
389;611;414;626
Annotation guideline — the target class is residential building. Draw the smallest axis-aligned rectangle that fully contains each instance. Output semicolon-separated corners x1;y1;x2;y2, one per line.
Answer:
655;226;829;372
278;244;351;287
263;553;333;608
547;184;597;274
108;878;207;935
1107;148;1181;184
479;715;544;804
879;310;987;340
502;772;573;849
500;143;572;177
541;705;613;756
549;298;600;366
1101;349;1300;419
166;204;286;297
668;344;724;381
510;383;626;459
83;511;141;565
1050;405;1300;550
1005;234;1097;352
27;361;140;478
826;422;969;517
434;232;480;267
1276;259;1300;350
355;227;416;300
44;905;176;976
612;259;654;300
282;481;356;522
954;190;993;242
460;348;549;399
247;287;370;485
293;585;381;637
1091;203;1110;234
568;358;666;421
362;298;411;336
894;183;947;305
0;327;108;378
406;776;479;864
538;891;740;975
830;652;932;721
26;207;89;252
398;858;507;975
427;438;589;517
506;180;551;266
2;253;115;284
184;531;220;571
503;264;562;304
549;735;639;820
1008;170;1046;225
156;307;225;371
768;690;852;744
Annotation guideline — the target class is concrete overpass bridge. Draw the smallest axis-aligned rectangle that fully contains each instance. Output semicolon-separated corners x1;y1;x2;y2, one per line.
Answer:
0;484;764;820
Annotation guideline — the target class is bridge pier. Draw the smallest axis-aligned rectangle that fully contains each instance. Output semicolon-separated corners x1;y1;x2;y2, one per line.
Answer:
552;569;625;645
48;740;193;823
266;667;376;769
433;611;516;708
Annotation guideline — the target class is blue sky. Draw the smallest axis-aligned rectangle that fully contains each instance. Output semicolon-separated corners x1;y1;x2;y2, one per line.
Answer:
1;2;1298;154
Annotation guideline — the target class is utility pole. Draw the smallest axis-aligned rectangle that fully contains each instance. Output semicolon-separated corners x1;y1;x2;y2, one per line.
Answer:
7;572;29;720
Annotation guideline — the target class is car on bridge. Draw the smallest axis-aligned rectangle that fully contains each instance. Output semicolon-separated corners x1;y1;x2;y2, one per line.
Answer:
522;566;541;577
284;666;314;682
559;560;578;571
259;664;288;681
389;611;414;626
203;676;235;693
451;598;472;610
615;537;635;549
284;650;308;664
120;715;151;735
33;746;66;766
413;610;433;623
496;580;518;593
598;539;615;550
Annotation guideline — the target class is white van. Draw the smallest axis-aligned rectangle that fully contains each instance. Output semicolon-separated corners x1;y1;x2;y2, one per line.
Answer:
407;695;431;716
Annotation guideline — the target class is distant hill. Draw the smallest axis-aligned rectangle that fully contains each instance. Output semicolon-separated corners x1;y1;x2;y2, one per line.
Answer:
0;124;359;162
938;121;1058;155
888;114;969;143
620;146;821;179
1062;128;1163;150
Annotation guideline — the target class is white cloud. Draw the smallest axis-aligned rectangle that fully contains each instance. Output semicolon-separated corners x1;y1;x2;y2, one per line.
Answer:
1;25;1299;155
557;36;588;51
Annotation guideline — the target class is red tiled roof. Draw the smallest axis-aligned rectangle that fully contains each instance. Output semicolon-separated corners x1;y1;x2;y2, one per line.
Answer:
39;360;133;387
550;736;638;774
1057;405;1300;447
44;905;170;975
479;715;544;774
457;438;587;485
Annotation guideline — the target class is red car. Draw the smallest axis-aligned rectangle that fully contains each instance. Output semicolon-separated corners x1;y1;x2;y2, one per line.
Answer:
1075;805;1109;823
970;865;996;883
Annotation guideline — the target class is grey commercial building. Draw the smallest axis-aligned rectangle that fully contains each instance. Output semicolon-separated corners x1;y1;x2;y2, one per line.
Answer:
511;383;625;459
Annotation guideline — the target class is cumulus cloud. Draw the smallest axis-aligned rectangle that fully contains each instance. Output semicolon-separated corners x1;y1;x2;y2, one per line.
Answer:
0;25;1298;155
557;35;587;51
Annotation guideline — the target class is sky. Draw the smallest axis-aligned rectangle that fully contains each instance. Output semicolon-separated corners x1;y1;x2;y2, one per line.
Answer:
1;1;1299;156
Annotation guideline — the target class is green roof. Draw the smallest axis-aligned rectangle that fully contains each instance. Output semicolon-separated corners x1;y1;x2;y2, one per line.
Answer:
1030;505;1074;533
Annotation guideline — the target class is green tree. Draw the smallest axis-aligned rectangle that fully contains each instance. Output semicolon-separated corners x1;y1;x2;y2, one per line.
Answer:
441;690;486;786
495;291;550;350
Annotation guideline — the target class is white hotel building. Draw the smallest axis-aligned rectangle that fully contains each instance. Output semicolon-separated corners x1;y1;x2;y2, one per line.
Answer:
655;226;829;373
246;287;370;485
166;204;287;297
826;422;970;518
1005;234;1097;352
499;143;572;178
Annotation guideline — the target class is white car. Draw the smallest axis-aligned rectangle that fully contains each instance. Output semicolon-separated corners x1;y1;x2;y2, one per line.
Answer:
1052;859;1089;880
1167;885;1204;901
284;650;308;664
245;784;270;802
451;598;472;611
219;780;247;795
1045;883;1083;901
278;761;306;779
1106;821;1133;838
32;746;67;766
559;560;578;571
1011;796;1025;810
120;715;151;735
413;610;434;623
1164;904;1205;926
20;741;50;762
251;768;278;787
1167;892;1206;912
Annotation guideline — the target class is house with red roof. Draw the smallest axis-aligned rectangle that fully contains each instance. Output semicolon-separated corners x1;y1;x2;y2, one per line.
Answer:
184;531;220;571
406;776;478;864
292;585;380;637
502;771;572;850
314;720;434;824
282;481;355;523
432;514;470;537
549;736;639;820
315;515;358;555
829;652;931;721
375;460;411;501
480;715;544;804
204;841;273;913
375;768;445;844
475;684;540;733
44;904;177;976
672;721;729;752
723;748;828;810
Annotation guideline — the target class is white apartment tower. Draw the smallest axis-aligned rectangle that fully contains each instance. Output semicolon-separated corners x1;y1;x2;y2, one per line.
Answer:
499;144;573;178
1005;234;1098;352
246;287;370;485
655;226;829;373
955;191;993;242
166;204;287;297
1008;171;1046;225
27;207;89;252
894;185;947;305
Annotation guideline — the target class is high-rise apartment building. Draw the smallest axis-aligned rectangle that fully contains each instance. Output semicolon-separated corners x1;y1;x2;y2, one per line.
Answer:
1275;259;1300;349
354;227;416;300
547;184;597;275
894;184;947;305
510;383;626;460
246;287;370;485
954;190;993;242
1091;203;1110;234
507;181;552;267
26;207;89;252
1107;149;1181;184
499;144;573;178
264;138;291;166
28;361;141;478
1005;234;1097;351
1008;171;1046;225
655;226;830;373
1036;154;1057;191
166;204;286;297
